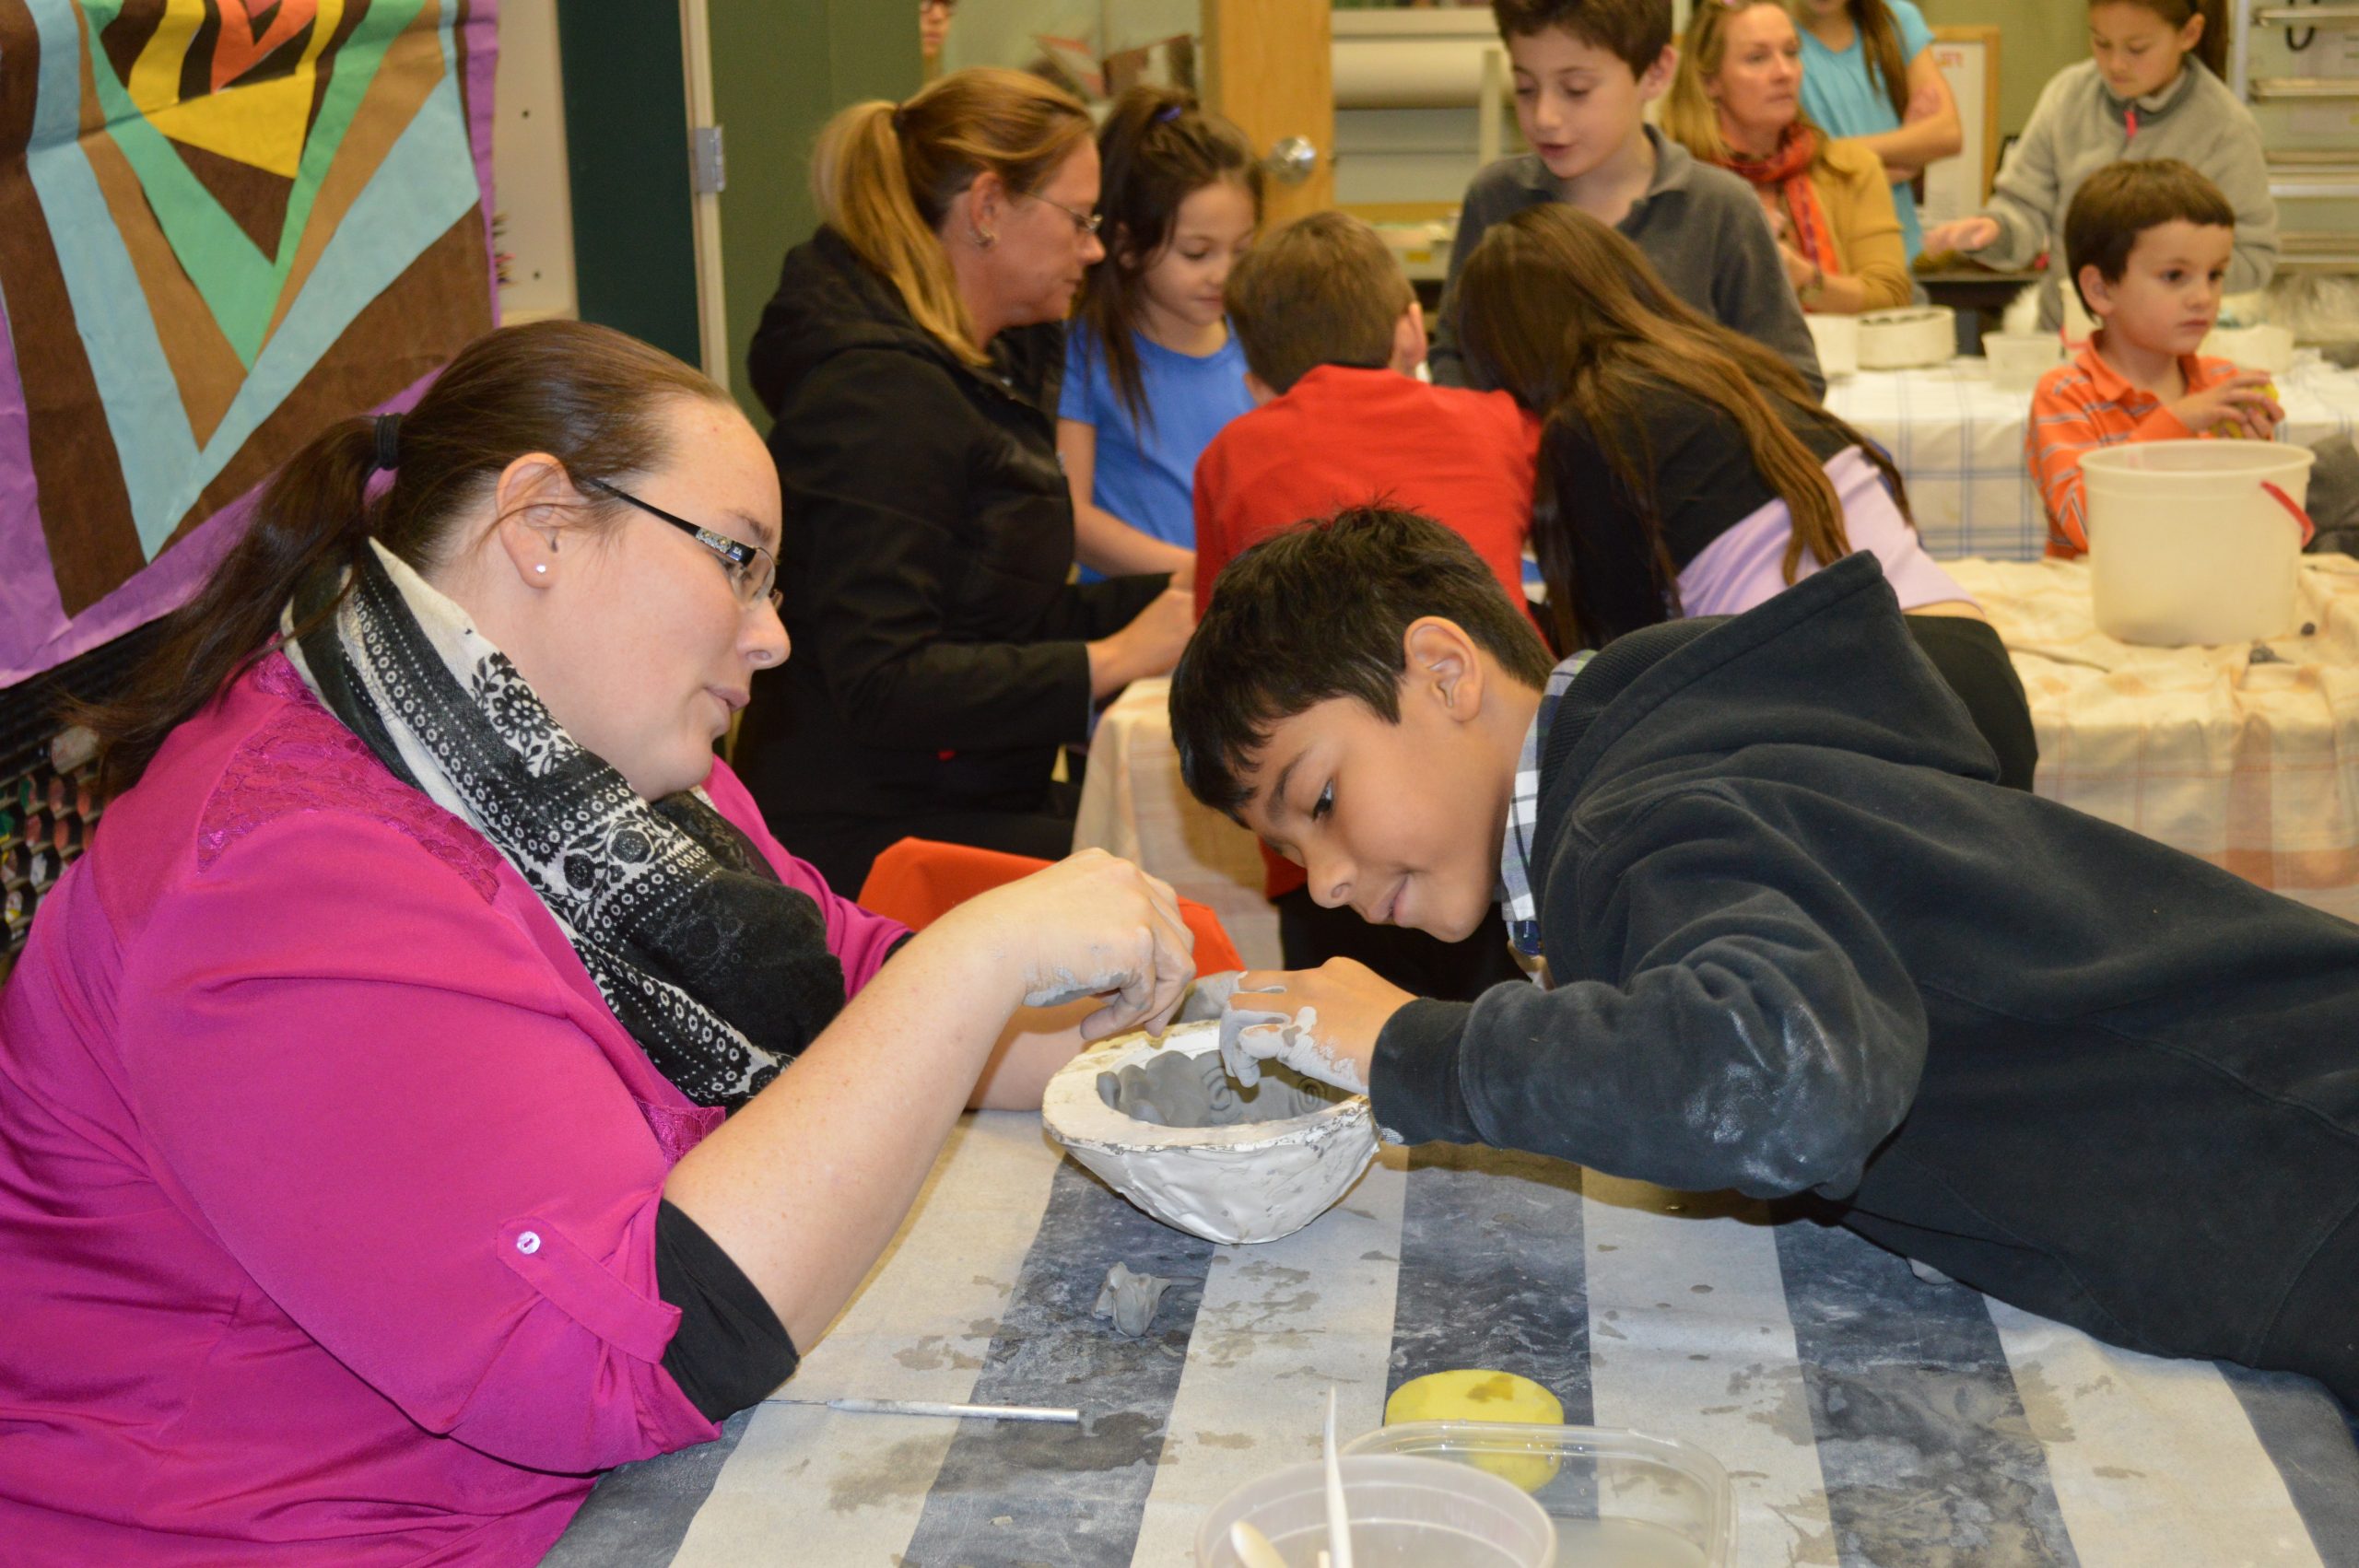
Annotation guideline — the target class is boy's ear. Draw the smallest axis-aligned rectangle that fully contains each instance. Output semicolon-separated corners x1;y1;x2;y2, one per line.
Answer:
1402;617;1485;724
2077;263;2116;321
1390;300;1429;378
1637;43;1678;103
1243;371;1278;406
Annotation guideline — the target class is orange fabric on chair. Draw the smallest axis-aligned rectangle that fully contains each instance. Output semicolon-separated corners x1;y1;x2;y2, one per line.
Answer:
857;837;1246;974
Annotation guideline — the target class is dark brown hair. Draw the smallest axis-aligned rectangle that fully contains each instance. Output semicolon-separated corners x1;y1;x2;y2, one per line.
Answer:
814;67;1094;367
1456;205;1909;650
2095;0;2227;80
1490;0;1673;76
1170;507;1555;818
1075;86;1262;433
1224;211;1414;395
2062;158;2235;312
74;320;728;795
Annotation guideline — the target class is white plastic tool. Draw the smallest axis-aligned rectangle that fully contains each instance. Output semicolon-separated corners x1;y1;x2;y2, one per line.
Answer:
1323;1387;1355;1568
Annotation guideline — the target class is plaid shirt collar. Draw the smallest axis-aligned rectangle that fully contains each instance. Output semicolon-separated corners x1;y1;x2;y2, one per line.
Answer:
1499;652;1593;957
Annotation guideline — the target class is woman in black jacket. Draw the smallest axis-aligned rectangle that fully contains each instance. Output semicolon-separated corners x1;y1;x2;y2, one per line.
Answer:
738;68;1196;893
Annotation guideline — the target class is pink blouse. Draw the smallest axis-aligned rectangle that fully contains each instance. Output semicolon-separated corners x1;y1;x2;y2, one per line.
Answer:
0;654;908;1566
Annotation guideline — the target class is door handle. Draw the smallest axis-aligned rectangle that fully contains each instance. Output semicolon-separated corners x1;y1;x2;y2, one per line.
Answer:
1262;135;1320;185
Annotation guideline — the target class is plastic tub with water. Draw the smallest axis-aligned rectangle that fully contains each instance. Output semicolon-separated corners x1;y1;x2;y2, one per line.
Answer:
1342;1422;1734;1568
2082;439;2317;646
1195;1453;1555;1568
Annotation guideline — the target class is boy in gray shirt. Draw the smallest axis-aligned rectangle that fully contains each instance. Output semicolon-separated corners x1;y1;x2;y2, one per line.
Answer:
1430;0;1824;395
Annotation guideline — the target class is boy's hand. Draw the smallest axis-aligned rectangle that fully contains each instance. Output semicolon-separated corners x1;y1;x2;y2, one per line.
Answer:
1216;959;1414;1095
2168;373;2283;439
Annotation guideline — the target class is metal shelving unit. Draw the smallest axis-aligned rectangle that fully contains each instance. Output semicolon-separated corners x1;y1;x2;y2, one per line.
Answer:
2230;0;2359;275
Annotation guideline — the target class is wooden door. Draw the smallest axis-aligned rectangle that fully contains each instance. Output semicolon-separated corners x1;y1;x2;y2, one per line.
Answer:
1202;0;1334;224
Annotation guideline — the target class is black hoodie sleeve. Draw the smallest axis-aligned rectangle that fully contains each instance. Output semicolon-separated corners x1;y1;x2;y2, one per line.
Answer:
1371;784;1928;1199
771;353;1100;752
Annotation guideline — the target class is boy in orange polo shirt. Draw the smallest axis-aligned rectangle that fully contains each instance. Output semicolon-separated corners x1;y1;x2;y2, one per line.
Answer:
2027;160;2283;559
1192;210;1540;999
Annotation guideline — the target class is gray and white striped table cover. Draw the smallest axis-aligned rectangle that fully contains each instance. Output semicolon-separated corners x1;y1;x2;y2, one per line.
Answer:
549;1112;2359;1568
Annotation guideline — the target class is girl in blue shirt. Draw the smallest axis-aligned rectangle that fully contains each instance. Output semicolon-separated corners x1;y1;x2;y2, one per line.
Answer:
1060;88;1262;583
1792;0;1962;263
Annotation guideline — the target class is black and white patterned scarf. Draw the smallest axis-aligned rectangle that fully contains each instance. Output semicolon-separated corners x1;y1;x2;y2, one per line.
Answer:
282;541;846;1109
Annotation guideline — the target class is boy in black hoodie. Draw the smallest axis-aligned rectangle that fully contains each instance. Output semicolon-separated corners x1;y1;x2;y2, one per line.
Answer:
1170;507;2359;1403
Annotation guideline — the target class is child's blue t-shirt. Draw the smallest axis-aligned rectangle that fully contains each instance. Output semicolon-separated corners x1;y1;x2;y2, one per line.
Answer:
1799;0;1936;263
1058;322;1254;576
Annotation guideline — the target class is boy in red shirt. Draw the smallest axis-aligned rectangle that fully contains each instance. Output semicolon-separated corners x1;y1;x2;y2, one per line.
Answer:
2026;160;2284;558
1191;210;1540;997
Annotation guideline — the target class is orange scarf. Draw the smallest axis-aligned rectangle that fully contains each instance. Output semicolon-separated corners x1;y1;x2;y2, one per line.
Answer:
1714;123;1838;280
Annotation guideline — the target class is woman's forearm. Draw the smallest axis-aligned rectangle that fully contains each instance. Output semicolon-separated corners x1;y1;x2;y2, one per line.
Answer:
662;928;1017;1350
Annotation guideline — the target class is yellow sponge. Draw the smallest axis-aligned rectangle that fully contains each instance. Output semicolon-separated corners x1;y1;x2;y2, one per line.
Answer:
1384;1369;1565;1491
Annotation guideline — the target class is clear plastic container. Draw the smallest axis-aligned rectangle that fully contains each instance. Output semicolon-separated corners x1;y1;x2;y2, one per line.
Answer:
1342;1422;1734;1568
1195;1453;1556;1568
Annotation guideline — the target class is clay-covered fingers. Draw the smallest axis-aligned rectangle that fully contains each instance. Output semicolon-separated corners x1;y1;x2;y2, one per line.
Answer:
1214;969;1292;1087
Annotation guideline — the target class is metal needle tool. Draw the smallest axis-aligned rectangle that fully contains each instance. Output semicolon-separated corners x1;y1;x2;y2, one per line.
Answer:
761;1396;1081;1424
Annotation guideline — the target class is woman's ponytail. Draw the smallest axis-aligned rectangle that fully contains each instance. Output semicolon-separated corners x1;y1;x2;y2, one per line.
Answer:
814;69;1092;368
815;99;990;366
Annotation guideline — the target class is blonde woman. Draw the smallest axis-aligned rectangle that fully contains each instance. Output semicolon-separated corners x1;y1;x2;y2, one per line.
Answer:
739;68;1196;893
1664;0;1912;314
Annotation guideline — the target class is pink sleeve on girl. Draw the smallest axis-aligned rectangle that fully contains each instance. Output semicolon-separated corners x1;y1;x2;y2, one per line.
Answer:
701;758;911;994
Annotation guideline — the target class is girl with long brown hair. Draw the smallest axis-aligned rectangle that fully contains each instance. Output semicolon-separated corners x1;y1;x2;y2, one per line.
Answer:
1059;86;1262;582
1456;205;2035;787
1922;0;2274;331
1789;0;1961;265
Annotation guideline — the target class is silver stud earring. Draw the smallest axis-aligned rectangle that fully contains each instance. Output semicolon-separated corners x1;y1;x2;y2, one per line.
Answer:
972;227;997;249
534;564;548;575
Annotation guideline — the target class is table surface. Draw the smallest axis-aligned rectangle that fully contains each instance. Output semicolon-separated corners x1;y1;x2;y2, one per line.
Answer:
550;1111;2359;1567
1825;350;2359;563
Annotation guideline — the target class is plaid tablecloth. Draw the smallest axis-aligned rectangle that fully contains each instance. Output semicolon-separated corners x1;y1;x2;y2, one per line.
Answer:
1953;555;2359;923
1826;353;2359;563
549;1112;2359;1567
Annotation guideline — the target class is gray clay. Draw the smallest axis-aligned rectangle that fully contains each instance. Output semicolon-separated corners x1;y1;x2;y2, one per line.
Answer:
1092;1261;1176;1337
1097;1050;1343;1129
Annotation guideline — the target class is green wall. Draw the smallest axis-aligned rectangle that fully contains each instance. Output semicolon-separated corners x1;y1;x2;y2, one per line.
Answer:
1921;0;2083;138
556;2;701;367
709;1;918;424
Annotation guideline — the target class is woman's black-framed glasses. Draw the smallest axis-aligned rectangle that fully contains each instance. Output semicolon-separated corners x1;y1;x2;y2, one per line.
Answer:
582;477;781;613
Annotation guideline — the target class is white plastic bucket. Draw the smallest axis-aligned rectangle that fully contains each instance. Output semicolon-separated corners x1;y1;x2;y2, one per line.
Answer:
1805;313;1859;379
2083;440;2317;645
1984;331;2062;393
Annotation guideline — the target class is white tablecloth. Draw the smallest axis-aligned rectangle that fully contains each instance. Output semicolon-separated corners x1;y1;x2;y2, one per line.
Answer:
1825;351;2359;562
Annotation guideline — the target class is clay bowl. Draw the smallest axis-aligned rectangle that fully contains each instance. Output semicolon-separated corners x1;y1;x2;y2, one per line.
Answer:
1041;1022;1379;1245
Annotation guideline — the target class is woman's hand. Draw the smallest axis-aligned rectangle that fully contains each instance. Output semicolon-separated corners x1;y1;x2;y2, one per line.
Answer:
1087;588;1197;697
935;848;1196;1040
1921;216;2000;256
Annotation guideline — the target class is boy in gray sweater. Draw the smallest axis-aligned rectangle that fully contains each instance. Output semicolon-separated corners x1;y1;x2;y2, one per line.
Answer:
1429;0;1823;395
1923;1;2276;332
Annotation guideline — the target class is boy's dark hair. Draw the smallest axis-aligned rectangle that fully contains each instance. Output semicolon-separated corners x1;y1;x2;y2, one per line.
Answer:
1489;0;1672;76
2063;158;2235;313
1170;507;1556;816
1223;211;1414;395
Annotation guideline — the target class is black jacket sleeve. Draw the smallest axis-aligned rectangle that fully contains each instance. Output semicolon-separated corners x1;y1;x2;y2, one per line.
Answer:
1370;784;1928;1199
771;352;1098;752
1035;573;1169;643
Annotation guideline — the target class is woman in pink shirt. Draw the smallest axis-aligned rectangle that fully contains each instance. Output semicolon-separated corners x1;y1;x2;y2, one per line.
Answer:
0;322;1197;1566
